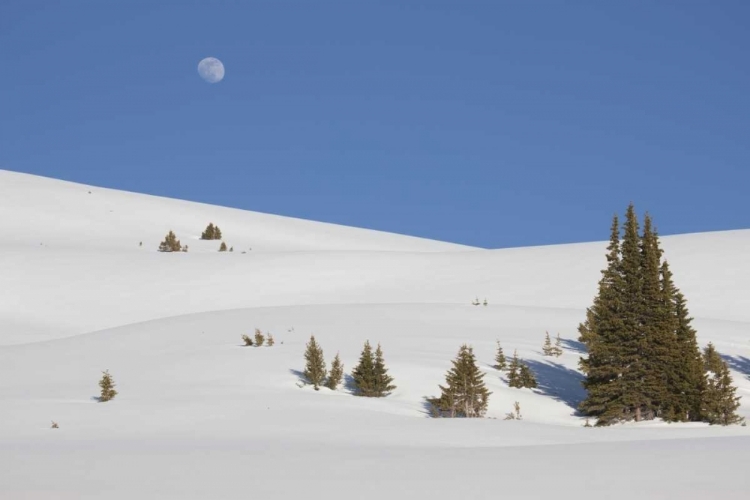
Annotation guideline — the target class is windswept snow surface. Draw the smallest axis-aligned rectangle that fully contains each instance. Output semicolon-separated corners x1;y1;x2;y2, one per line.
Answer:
1;170;749;499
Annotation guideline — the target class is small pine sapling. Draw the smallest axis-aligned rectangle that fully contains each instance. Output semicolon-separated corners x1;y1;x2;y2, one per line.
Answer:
542;332;554;356
494;341;507;371
98;370;117;402
242;334;253;347
51;421;59;429
266;333;275;347
504;401;522;420
182;245;189;253
229;246;234;252
253;328;265;347
483;298;488;306
552;333;564;357
219;242;228;252
325;353;344;390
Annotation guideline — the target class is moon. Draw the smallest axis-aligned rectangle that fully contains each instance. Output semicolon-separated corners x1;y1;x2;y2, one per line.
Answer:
197;57;225;83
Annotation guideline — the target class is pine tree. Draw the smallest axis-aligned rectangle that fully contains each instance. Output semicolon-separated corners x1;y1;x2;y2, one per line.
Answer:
98;370;117;402
201;223;216;240
303;335;326;390
507;350;522;388
701;360;742;426
266;333;275;347
182;245;189;253
325;353;344;390
428;345;491;418
219;242;228;252
661;261;706;421
542;332;554;356
215;225;222;240
519;363;538;389
703;343;723;375
373;343;396;396
229;246;234;252
578;214;627;424
552;333;564;357
253;328;265;347
504;401;522;420
494;341;507;371
351;341;377;397
242;334;253;346
158;231;182;252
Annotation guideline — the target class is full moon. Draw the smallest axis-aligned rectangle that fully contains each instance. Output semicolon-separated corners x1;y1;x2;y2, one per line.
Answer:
197;57;225;83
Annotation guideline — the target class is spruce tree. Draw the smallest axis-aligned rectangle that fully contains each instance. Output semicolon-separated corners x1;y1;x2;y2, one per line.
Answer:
303;335;326;390
242;334;253;346
351;341;378;397
579;214;628;424
253;328;265;347
519;363;538;389
428;345;490;418
373;343;396;396
219;242;228;252
552;333;564;357
494;341;507;371
507;350;522;388
201;223;216;240
661;261;706;421
158;231;182;252
98;370;117;402
703;343;723;375
325;353;344;390
266;333;275;347
542;332;554;356
215;225;222;240
701;360;742;426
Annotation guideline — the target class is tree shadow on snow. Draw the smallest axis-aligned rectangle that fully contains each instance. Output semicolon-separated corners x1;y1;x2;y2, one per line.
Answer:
289;368;307;386
721;355;750;380
560;338;587;354
524;360;586;412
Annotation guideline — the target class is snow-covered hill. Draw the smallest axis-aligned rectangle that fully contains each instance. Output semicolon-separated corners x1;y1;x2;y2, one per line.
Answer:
1;170;748;499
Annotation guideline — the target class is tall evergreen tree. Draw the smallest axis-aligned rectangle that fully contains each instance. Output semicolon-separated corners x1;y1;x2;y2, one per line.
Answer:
325;353;344;390
660;261;706;421
428;345;491;418
579;214;628;423
303;335;326;390
701;359;742;426
494;341;507;371
373;343;396;396
351;341;377;397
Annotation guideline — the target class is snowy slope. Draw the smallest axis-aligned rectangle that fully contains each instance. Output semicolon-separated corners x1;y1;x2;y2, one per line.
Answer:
1;170;749;499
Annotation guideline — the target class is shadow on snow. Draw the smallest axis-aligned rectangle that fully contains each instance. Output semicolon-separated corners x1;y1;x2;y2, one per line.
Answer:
722;355;750;380
524;359;586;412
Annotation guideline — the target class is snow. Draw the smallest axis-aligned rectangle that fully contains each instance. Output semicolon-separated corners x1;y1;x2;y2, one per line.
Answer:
1;169;749;499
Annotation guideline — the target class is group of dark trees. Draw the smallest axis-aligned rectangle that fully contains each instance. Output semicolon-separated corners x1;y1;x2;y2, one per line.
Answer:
157;223;231;252
542;332;563;357
303;336;395;396
578;204;742;426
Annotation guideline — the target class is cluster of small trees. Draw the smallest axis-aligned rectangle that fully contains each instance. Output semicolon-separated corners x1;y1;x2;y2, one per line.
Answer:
157;224;234;253
242;329;275;347
494;342;538;389
578;205;742;426
302;336;395;396
200;223;223;240
158;231;186;252
428;342;540;418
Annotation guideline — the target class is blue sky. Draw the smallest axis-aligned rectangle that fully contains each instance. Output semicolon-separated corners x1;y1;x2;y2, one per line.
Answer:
1;1;748;248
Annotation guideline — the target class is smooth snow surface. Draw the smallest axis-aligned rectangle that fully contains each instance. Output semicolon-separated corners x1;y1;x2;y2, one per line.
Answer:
1;170;749;499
